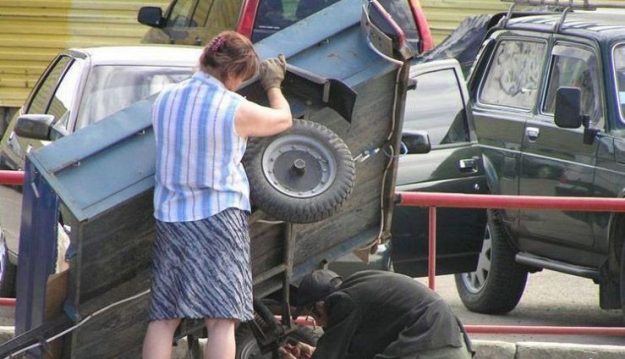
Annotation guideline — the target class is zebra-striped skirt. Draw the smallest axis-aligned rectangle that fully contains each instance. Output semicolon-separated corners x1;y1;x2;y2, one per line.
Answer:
148;208;253;321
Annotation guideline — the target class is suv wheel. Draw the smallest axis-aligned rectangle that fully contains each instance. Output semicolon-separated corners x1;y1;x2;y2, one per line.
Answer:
454;210;527;314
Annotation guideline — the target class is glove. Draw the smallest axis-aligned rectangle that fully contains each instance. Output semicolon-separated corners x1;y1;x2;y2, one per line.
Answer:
259;54;287;91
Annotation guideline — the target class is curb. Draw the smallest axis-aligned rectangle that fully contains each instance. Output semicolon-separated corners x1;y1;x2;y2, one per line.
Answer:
473;340;625;359
2;326;624;358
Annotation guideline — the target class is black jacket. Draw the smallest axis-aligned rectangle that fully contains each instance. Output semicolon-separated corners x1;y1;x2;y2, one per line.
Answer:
311;270;468;359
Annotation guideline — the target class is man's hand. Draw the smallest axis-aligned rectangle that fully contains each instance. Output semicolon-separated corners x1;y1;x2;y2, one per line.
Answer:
279;342;315;359
279;346;298;359
259;55;287;91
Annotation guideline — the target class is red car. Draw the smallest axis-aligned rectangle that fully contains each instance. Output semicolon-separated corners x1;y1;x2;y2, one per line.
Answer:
138;0;433;54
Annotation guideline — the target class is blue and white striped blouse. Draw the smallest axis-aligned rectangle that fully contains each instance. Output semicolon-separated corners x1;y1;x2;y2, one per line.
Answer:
152;72;250;222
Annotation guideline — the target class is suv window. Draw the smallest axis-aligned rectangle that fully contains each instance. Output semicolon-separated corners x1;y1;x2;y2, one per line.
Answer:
404;68;469;145
479;40;546;110
543;44;603;125
613;44;625;122
27;56;73;114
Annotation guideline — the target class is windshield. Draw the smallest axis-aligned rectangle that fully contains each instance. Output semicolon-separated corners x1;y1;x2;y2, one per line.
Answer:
614;44;625;122
75;65;192;130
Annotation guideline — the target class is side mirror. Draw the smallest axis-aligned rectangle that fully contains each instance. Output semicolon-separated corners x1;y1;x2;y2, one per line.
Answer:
401;130;431;154
554;87;599;145
14;114;55;140
554;87;583;129
138;7;164;28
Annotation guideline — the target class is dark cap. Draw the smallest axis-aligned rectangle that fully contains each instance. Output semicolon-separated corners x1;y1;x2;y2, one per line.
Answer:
295;269;343;310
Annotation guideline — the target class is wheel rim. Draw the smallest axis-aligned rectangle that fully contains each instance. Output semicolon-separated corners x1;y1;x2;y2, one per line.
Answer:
261;134;337;198
459;223;492;294
238;340;267;359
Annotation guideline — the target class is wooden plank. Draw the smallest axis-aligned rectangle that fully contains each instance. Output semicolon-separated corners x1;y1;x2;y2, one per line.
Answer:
292;71;397;267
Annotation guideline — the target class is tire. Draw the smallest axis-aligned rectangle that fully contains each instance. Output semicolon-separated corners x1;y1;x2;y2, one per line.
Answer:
235;325;318;359
454;210;527;314
0;230;16;298
243;119;355;223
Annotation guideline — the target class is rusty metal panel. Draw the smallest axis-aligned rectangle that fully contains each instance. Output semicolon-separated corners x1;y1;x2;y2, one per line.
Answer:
0;0;169;109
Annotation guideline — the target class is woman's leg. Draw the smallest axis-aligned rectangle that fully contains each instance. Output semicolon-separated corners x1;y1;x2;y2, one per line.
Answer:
204;318;237;359
143;318;181;359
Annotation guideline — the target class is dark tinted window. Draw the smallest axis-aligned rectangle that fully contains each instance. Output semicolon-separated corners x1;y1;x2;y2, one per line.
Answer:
404;68;468;145
253;0;339;42
26;56;72;114
479;40;546;109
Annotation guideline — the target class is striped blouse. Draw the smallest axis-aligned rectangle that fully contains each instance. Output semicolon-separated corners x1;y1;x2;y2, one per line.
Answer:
152;72;250;222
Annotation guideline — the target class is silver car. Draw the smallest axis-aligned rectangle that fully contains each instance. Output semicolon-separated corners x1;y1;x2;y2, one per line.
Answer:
0;45;199;295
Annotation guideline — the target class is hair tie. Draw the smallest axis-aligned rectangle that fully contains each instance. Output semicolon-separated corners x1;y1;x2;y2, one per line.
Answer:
209;36;226;53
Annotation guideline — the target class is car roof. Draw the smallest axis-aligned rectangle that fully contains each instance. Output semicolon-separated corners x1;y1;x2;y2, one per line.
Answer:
66;45;203;67
505;11;625;42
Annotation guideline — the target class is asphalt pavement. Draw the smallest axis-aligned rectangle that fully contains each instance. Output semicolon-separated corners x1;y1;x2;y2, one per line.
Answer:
1;183;625;357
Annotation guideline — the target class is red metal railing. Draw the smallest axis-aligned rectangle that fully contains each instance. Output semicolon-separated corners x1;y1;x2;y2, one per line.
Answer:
0;170;24;186
0;170;24;307
396;191;625;336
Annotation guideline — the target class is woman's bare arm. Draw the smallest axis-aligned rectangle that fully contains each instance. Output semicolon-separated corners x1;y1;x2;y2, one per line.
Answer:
235;87;292;137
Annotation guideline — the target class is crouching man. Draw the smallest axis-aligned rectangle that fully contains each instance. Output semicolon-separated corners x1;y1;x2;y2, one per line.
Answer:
280;270;473;359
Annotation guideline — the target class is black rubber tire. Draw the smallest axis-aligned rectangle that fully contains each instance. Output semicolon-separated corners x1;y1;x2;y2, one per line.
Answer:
454;210;528;314
243;119;355;223
235;325;318;359
0;230;16;298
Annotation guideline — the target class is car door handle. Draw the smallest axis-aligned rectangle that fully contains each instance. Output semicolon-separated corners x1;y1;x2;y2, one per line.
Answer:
458;158;479;173
526;127;540;142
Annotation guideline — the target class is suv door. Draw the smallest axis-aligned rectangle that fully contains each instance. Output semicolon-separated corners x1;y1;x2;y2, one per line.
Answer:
143;0;243;45
391;59;487;277
517;42;603;263
473;37;549;234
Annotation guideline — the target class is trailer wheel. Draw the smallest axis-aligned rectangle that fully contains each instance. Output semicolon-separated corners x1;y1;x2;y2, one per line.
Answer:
0;230;15;298
235;325;318;359
243;119;355;223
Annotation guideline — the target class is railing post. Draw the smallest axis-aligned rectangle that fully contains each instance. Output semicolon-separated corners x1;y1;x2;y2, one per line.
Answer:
428;206;436;290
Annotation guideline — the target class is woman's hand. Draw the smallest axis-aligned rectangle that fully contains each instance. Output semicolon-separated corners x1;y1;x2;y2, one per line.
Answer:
259;55;287;91
235;54;292;137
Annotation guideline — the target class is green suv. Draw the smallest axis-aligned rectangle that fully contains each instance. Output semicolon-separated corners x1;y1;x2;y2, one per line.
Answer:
452;1;625;315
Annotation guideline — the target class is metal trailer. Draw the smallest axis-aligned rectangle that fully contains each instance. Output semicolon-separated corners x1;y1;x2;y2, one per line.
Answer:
0;0;415;357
